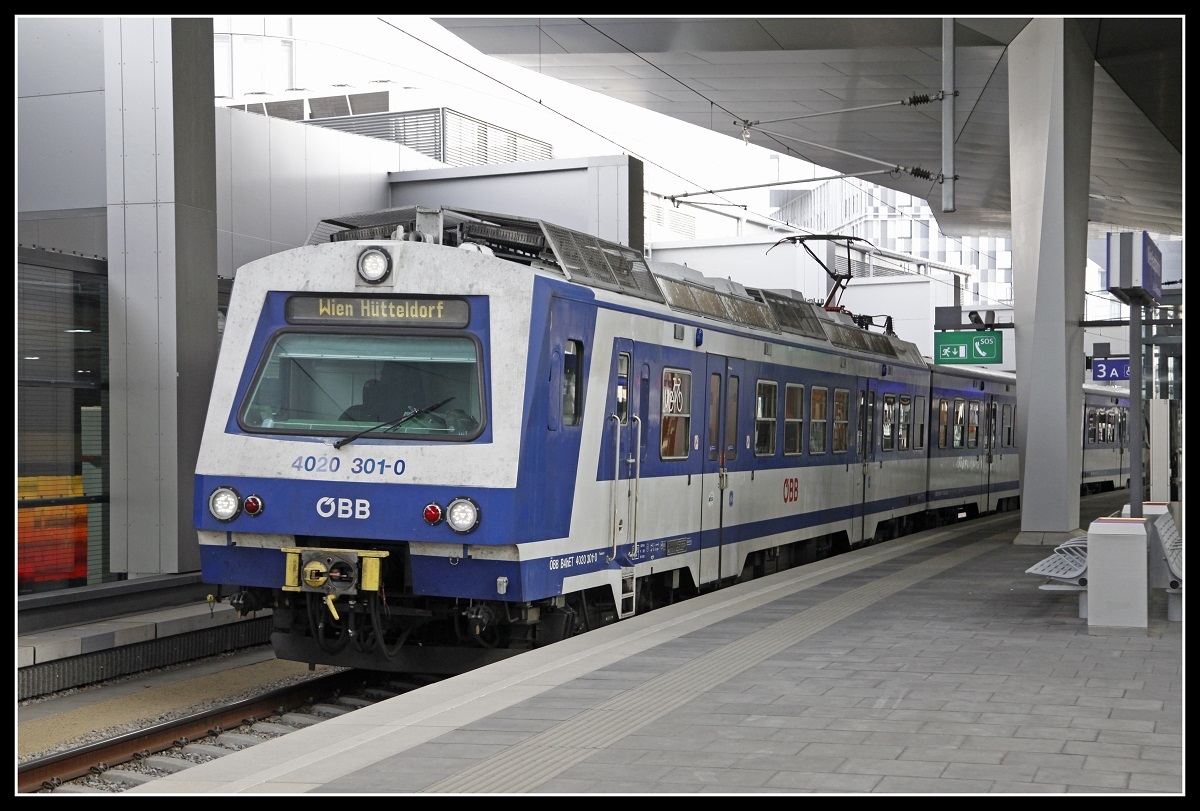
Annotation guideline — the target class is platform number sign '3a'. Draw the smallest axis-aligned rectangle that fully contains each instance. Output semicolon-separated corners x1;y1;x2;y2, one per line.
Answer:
1093;358;1131;380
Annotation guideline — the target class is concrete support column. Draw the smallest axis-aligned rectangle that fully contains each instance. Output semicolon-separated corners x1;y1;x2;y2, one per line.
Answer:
105;18;217;573
1008;19;1095;545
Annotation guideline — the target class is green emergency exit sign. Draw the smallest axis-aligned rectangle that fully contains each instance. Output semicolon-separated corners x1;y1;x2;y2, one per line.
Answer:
934;331;1003;364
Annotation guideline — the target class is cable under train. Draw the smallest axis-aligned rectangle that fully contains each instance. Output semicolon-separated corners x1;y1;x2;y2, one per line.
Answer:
195;205;1132;673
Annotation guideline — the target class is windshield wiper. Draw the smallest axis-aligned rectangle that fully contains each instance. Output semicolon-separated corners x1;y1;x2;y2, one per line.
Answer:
334;396;455;449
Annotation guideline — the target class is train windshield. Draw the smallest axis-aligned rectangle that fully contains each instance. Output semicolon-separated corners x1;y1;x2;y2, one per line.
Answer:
240;332;483;439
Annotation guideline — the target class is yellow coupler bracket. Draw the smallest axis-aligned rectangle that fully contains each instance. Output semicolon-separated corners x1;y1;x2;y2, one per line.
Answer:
280;547;390;592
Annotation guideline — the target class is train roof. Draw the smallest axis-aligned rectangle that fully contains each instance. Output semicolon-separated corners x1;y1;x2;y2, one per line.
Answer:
307;205;924;365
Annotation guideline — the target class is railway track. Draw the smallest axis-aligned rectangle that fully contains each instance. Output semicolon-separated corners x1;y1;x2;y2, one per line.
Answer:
18;668;440;794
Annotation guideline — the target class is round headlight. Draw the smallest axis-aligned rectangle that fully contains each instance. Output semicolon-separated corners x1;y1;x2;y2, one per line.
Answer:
445;497;480;534
209;486;241;521
357;247;391;283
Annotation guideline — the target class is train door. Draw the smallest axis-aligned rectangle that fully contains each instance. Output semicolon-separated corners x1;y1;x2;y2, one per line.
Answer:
606;340;645;570
699;354;743;587
855;382;878;543
982;396;1001;511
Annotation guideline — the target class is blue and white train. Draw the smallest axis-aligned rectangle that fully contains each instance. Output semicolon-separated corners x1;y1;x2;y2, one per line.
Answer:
195;205;1129;673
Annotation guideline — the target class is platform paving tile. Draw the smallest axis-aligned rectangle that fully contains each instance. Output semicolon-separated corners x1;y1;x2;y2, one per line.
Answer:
1061;740;1152;759
870;775;997;793
1127;772;1184;793
823;718;925;734
751;727;870;746
998;750;1086;770
762;771;884;792
1030;766;1132;790
656;766;774;789
986;781;1069;793
1012;724;1101;742
703;739;806;757
532;779;688;794
916;721;1021;737
1075;724;1176;743
621;733;719;752
960;735;1069;754
838;757;952;779
894;746;1003;765
729;754;847;773
1082;755;1181;776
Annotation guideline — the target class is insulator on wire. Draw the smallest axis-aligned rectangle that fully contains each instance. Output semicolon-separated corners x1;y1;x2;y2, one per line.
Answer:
904;93;932;106
909;167;933;181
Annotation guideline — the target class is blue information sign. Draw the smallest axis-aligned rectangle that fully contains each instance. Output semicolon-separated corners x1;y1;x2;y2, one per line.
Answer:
1093;358;1130;381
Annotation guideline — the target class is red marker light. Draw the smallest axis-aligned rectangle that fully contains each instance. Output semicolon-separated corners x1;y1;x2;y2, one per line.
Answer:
243;495;264;516
423;503;443;525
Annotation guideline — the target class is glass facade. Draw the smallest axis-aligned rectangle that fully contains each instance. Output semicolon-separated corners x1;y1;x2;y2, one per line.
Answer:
17;250;117;594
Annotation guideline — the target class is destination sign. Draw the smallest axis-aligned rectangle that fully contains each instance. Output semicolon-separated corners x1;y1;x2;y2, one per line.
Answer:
287;296;469;327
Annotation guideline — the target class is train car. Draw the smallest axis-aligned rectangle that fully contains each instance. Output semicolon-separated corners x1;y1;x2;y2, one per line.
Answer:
1081;383;1133;493
925;364;1022;523
194;204;1122;674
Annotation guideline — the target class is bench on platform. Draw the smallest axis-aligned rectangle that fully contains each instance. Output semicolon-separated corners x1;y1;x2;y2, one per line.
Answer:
1151;511;1183;622
1026;536;1089;618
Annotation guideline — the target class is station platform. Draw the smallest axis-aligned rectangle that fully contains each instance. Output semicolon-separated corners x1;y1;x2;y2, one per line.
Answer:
105;490;1179;795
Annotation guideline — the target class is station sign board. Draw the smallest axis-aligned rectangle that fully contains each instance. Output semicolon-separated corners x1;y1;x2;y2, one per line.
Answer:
1092;358;1131;381
934;331;1002;365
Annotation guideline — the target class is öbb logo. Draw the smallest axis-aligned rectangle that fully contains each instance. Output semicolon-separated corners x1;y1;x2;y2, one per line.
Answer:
316;497;371;519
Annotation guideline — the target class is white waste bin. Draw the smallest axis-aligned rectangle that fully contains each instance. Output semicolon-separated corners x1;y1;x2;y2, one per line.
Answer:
1086;517;1149;629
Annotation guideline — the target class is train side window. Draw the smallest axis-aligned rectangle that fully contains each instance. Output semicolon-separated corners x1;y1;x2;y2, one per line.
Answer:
809;386;828;454
1002;404;1013;447
987;401;997;449
1086;407;1097;443
1107;408;1117;443
1119;408;1127;444
725;375;739;460
953;398;966;448
614;352;629;425
562;340;583;426
914;395;926;449
755;380;777;456
661;368;692;460
708;373;721;461
938;398;949;449
833;388;851;453
784;383;804;455
967;400;981;448
882;394;896;451
898;395;911;451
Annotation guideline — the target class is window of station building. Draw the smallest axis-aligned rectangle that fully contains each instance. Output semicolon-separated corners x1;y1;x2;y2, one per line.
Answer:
661;368;691;460
833;388;851;453
809;386;828;454
784;383;804;455
755;380;777;456
914;395;926;449
967;400;981;448
881;394;896;451
18;253;116;594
